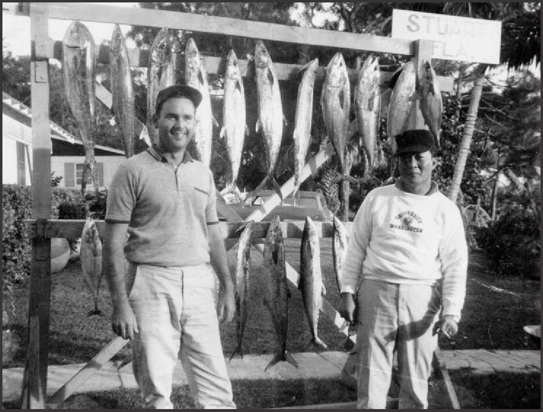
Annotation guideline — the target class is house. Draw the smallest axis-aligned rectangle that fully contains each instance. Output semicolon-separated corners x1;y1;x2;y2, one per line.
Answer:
2;92;127;190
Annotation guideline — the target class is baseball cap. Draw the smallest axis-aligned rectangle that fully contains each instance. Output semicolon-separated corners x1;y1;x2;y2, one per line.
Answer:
155;84;202;115
393;129;436;156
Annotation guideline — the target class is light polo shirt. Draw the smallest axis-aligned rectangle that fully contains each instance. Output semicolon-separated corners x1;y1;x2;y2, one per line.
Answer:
105;146;219;267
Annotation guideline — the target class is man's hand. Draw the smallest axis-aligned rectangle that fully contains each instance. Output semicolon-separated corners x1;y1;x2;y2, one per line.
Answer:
111;300;138;341
339;292;357;324
433;315;458;339
217;283;236;324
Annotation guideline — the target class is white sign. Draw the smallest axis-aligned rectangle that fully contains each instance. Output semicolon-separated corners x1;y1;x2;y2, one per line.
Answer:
391;9;502;64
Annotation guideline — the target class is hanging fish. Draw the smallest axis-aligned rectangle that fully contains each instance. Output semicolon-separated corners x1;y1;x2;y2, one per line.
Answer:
110;24;135;158
80;218;103;316
292;58;319;201
249;40;285;202
354;55;381;177
62;20;99;196
300;217;328;350
220;49;247;201
386;60;416;155
417;59;442;148
185;37;216;168
147;27;176;146
332;216;348;294
263;216;297;371
229;220;254;361
321;52;356;185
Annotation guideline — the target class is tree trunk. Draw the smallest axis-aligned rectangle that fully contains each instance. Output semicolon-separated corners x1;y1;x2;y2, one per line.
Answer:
447;65;487;202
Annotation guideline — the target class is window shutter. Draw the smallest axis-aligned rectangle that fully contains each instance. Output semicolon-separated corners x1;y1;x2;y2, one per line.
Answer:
98;163;104;187
64;163;75;187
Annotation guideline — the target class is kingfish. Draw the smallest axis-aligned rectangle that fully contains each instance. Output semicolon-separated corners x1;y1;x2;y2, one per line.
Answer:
230;220;255;361
300;217;328;350
332;216;348;294
354;55;381;176
80;218;103;316
386;60;416;155
110;24;135;158
250;40;285;202
263;216;297;371
147;27;177;146
220;49;247;201
417;59;442;148
62;20;99;196
186;37;216;168
321;52;356;184
292;58;319;201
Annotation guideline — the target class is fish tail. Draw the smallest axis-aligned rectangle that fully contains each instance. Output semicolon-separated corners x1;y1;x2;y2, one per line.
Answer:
87;306;103;317
265;350;298;371
229;342;244;362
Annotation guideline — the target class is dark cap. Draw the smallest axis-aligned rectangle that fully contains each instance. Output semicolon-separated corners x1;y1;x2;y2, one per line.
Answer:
394;129;436;156
155;84;202;115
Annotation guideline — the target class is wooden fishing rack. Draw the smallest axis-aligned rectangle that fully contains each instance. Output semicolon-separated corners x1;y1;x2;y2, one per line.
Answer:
21;3;455;408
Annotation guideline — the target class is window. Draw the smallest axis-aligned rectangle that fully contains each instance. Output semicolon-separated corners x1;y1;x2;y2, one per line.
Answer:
64;162;104;187
16;141;26;186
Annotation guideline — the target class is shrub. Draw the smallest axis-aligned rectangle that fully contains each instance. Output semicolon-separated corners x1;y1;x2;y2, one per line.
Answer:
475;207;540;280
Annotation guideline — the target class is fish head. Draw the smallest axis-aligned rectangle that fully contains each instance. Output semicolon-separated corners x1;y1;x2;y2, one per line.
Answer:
150;27;171;63
63;21;95;50
185;38;201;74
110;24;124;50
226;49;241;79
325;53;347;88
255;40;271;69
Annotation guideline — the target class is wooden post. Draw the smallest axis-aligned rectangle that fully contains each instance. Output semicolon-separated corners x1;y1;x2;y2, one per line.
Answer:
21;3;54;409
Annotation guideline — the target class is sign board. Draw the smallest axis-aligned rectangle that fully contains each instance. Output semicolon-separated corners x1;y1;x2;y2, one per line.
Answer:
391;9;502;64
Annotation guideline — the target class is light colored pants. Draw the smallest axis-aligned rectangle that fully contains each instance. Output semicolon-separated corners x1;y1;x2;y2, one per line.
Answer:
128;263;236;409
355;279;440;409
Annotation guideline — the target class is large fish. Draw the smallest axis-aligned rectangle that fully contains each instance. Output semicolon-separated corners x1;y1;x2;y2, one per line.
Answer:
62;20;99;196
230;220;255;361
292;58;319;201
147;27;177;146
332;216;348;294
80;218;103;316
354;55;381;176
110;24;135;158
220;49;247;200
299;217;328;350
263;216;297;371
386;60;416;155
251;40;284;202
417;59;442;148
186;37;215;168
321;52;355;184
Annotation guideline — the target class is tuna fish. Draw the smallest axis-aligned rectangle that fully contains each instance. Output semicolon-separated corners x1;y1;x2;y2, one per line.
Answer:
386;60;416;155
250;40;285;202
332;216;348;294
147;27;177;146
80;218;103;316
321;53;356;184
230;220;255;361
110;24;135;158
186;37;216;168
354;55;381;177
292;58;319;201
62;20;99;196
220;49;247;201
300;217;328;350
263;216;297;371
417;59;442;148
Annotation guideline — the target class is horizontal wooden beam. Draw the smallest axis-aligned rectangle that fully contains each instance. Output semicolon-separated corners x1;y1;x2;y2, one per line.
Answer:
50;41;454;93
27;219;353;240
44;3;413;56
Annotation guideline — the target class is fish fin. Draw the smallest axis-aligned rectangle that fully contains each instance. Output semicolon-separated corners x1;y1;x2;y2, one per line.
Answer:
267;69;274;85
244;125;249;136
272;247;279;265
313;337;329;350
265;352;283;371
271;177;283;204
212;115;219;128
87;307;103;317
285;351;298;368
256;119;261;133
321;282;326;296
283;115;288;127
220;126;226;139
339;89;345;110
343;336;355;352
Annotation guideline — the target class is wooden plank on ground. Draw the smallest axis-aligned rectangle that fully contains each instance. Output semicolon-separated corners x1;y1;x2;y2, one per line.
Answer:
45;3;414;56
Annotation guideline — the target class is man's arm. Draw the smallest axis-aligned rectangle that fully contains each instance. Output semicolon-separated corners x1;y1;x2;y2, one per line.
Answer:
207;223;235;323
103;222;138;340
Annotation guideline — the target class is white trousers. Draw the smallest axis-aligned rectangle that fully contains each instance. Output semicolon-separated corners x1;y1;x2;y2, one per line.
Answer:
355;279;440;409
128;263;236;409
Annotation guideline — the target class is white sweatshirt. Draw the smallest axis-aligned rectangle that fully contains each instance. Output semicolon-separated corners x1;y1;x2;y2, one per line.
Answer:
341;181;468;319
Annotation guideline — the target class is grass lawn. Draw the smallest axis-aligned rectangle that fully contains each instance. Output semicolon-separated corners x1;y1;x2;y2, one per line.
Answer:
3;241;540;408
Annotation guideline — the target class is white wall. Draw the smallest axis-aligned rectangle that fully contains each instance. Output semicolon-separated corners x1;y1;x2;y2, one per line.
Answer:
2;114;33;185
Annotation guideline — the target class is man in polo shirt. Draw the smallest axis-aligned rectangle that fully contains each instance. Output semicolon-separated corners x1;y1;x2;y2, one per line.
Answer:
103;84;236;409
339;129;468;409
